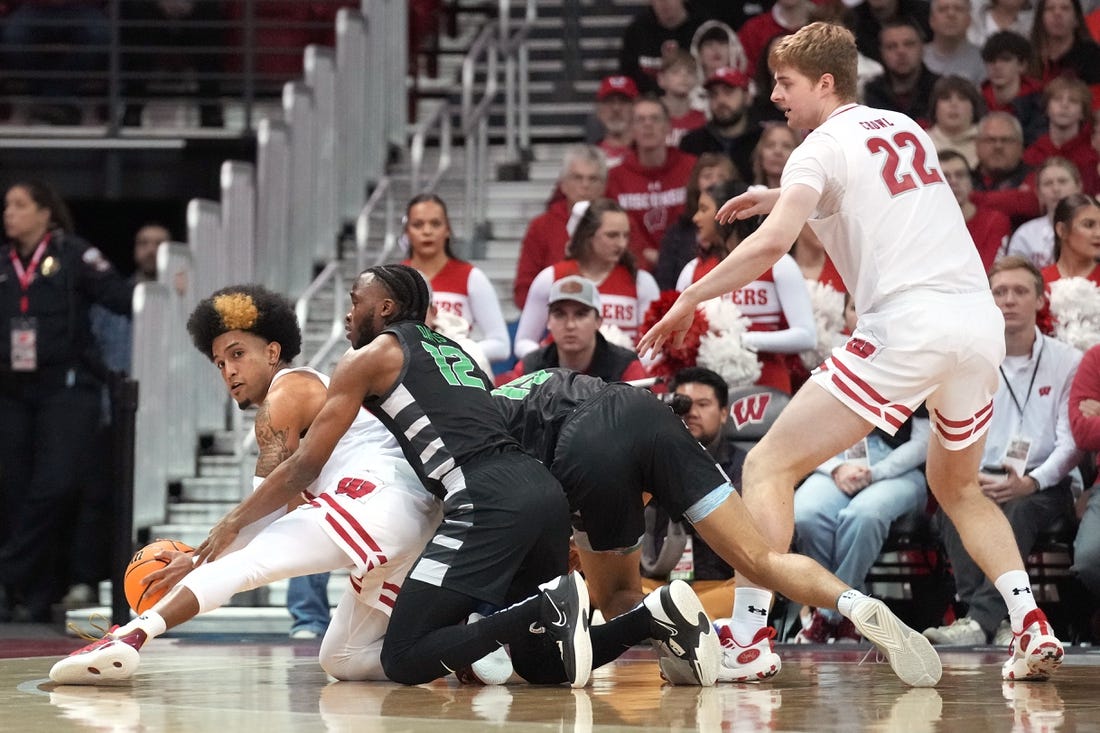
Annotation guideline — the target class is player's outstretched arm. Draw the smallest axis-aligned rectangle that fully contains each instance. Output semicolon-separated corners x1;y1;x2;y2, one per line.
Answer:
638;184;821;359
194;348;383;564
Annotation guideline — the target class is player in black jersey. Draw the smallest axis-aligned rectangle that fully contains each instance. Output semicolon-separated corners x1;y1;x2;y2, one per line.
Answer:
192;265;721;688
492;368;944;686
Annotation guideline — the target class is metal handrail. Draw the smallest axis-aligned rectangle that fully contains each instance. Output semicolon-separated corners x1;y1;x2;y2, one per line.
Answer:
409;100;454;195
355;176;397;273
461;23;499;255
498;0;537;162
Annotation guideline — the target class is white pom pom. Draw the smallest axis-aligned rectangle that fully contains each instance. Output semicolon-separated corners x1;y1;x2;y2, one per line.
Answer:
800;280;846;370
599;323;636;351
696;298;761;388
1049;277;1100;352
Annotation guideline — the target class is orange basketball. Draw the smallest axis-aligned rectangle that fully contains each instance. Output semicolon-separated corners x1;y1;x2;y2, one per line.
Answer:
124;539;194;614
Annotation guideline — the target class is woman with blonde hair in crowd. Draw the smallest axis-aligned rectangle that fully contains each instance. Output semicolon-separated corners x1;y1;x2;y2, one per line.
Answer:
514;198;659;358
1007;156;1084;268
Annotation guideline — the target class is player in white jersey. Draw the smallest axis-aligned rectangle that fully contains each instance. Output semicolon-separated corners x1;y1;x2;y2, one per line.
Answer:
50;285;442;685
640;21;1064;684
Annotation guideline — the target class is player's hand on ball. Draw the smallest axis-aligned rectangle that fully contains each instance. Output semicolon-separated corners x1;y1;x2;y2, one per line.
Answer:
143;550;194;598
194;519;240;565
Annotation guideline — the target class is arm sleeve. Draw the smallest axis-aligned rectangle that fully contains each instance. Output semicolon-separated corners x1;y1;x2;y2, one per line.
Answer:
635;270;660;326
1031;363;1085;490
514;266;554;358
1070;346;1100;450
740;255;816;353
513;216;549;309
870;418;931;482
464;266;511;362
675;260;696;292
969;187;1042;223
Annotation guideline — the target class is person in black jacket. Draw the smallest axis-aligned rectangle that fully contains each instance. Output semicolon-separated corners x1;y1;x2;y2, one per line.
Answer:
0;179;133;621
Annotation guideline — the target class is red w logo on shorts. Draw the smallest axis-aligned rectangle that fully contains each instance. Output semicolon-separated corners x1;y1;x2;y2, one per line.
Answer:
730;393;771;429
845;338;876;359
336;477;377;499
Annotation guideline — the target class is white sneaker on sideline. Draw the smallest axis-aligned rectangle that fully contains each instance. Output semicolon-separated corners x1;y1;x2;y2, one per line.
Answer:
922;617;985;646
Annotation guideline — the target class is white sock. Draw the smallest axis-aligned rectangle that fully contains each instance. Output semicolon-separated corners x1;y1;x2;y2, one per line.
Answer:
115;611;167;644
836;589;866;619
994;571;1036;632
731;587;773;644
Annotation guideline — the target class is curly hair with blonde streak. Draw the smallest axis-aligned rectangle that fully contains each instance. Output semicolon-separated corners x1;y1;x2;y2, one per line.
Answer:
186;284;302;363
213;293;260;331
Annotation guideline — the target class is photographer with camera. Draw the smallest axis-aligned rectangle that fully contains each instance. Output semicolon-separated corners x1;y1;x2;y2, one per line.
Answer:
923;256;1082;649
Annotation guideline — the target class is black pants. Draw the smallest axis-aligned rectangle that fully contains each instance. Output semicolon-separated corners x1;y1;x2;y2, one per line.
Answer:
0;371;101;616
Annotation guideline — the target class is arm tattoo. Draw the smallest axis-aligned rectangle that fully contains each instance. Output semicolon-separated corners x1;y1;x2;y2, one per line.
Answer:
254;402;293;477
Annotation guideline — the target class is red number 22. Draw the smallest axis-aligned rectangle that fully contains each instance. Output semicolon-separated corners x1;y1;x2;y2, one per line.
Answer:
866;131;943;196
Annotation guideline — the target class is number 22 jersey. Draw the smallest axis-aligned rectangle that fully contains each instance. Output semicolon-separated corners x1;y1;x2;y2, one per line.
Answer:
363;320;519;501
782;103;990;319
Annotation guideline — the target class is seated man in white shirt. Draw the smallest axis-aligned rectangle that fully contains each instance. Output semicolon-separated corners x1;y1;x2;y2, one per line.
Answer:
924;256;1082;647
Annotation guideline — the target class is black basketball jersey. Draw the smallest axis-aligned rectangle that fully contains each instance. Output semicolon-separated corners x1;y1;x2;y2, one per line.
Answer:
364;320;518;500
491;368;607;466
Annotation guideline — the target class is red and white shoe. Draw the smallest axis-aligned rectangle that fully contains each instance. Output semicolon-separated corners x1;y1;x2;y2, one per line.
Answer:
49;626;147;685
716;625;781;683
1002;609;1064;682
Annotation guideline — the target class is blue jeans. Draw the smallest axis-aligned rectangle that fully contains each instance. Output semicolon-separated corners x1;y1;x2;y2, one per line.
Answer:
794;465;927;624
1074;487;1100;600
288;572;331;635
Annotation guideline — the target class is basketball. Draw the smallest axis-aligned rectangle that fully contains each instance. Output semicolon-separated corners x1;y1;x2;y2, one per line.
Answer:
124;539;194;614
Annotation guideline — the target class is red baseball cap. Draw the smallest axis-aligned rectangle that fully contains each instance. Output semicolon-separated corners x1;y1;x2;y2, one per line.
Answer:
597;75;640;101
704;67;751;91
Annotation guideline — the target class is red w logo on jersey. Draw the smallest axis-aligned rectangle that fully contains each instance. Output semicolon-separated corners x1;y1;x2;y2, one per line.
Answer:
336;477;377;500
1039;386;1051;397
730;393;772;429
845;338;876;359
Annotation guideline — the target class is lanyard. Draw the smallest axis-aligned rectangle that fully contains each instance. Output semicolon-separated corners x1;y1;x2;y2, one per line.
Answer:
8;234;51;315
1000;338;1045;419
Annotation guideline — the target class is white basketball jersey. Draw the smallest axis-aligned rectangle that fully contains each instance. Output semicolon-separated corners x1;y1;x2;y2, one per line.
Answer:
269;366;406;498
782;103;989;317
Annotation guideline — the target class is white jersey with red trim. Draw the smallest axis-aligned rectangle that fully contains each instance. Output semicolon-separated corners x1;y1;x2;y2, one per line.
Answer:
782;103;989;317
268;367;436;606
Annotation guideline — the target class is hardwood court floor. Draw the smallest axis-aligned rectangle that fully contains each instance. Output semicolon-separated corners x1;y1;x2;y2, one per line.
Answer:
3;637;1099;732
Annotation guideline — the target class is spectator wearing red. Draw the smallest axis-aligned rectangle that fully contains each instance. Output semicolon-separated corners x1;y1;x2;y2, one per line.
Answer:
980;31;1046;145
1007;156;1083;268
738;0;811;78
1023;76;1099;181
592;75;638;168
513;145;607;309
606;97;697;269
1083;108;1100;195
971;111;1042;225
225;1;356;78
941;149;1012;271
496;276;648;386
